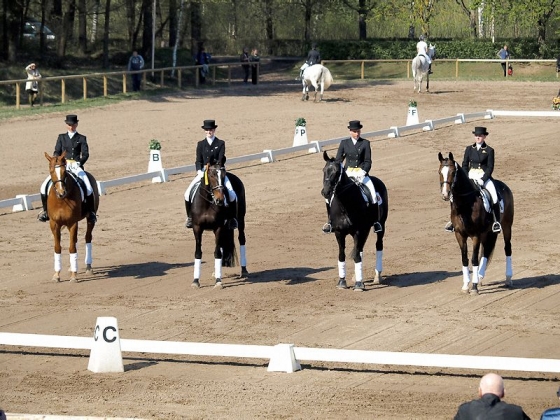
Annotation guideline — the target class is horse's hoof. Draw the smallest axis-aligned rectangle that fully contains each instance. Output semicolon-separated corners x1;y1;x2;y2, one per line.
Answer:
214;279;223;289
69;276;78;283
336;278;347;289
353;281;365;292
191;279;200;289
469;286;479;295
240;267;249;278
505;277;513;288
52;274;61;282
461;285;469;294
373;270;382;285
85;265;94;275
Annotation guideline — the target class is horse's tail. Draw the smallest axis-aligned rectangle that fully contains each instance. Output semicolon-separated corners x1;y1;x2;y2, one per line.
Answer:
322;67;333;90
483;232;498;264
411;57;419;78
220;227;238;267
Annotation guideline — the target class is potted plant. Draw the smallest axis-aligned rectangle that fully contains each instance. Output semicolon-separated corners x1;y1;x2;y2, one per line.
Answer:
408;99;418;108
295;117;306;127
149;139;161;150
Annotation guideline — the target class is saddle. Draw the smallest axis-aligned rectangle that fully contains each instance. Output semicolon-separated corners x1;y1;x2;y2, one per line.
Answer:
471;180;503;213
45;172;87;202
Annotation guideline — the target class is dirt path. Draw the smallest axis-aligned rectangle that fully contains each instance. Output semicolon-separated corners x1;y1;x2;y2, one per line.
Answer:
1;79;560;419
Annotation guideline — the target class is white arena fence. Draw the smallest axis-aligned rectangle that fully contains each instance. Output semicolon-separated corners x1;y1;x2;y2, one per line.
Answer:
3;108;560;213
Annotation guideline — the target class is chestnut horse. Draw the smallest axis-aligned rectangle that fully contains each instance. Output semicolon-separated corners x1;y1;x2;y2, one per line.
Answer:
44;151;99;282
438;152;514;294
189;161;247;289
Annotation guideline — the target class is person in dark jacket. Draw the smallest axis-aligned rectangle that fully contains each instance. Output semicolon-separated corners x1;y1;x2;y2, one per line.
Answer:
127;50;145;91
300;43;321;79
454;373;530;420
38;114;97;224
183;119;238;229
445;126;502;233
323;120;382;234
240;47;250;83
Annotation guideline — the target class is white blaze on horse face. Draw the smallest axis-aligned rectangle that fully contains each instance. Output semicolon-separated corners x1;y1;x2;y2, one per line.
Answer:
441;165;451;198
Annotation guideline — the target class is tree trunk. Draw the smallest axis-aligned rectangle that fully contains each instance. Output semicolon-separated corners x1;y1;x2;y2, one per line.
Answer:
168;0;177;47
102;0;111;68
90;0;100;44
57;0;76;57
78;0;87;53
264;0;274;54
190;0;201;52
142;0;153;60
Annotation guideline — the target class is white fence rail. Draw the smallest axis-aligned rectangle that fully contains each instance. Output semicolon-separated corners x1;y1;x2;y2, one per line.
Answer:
4;108;560;214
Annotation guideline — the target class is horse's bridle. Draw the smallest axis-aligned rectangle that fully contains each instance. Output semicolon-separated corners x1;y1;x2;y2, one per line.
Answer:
200;166;227;206
439;161;457;189
51;162;68;198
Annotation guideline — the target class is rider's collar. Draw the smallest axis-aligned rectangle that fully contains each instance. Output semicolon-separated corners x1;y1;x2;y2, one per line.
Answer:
206;136;215;144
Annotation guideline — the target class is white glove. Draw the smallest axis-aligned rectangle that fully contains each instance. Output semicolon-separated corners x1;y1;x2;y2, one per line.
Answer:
476;178;484;186
197;170;204;176
359;169;367;178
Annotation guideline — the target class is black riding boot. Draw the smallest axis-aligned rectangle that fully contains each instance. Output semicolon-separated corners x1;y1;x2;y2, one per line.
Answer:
492;202;502;233
322;203;332;233
37;193;49;222
227;200;238;230
373;204;382;233
185;200;192;228
85;194;97;224
428;64;433;74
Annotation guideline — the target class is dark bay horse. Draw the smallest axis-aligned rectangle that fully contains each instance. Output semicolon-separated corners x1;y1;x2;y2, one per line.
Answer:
45;151;99;282
438;152;514;294
321;151;388;291
189;161;247;289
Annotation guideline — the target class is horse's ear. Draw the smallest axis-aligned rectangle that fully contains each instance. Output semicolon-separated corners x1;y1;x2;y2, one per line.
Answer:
44;152;51;161
323;150;330;162
438;152;443;162
448;152;454;161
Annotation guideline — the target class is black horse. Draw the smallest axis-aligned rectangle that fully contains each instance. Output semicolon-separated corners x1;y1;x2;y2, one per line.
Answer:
189;161;248;289
321;151;388;291
438;152;514;294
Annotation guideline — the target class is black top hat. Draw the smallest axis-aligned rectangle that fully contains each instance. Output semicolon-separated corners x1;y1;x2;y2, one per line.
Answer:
472;126;488;136
201;119;218;130
348;120;363;130
65;114;79;125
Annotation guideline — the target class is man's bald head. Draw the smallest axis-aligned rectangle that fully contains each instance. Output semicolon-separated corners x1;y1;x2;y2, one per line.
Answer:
478;373;505;398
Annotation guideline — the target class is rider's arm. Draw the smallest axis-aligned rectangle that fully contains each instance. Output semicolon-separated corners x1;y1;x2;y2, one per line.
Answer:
483;148;495;182
195;141;204;171
78;135;89;166
361;141;372;173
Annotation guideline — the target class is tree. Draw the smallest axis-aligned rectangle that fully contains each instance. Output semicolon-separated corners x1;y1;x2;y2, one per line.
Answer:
340;0;379;40
454;0;478;38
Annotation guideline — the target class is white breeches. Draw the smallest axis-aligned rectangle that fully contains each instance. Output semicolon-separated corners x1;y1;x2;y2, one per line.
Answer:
421;53;432;64
41;163;93;196
363;176;378;204
184;172;237;203
468;171;498;203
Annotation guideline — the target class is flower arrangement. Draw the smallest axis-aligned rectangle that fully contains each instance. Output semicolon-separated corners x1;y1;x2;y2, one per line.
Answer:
552;96;560;111
295;117;307;127
149;139;161;150
408;99;418;108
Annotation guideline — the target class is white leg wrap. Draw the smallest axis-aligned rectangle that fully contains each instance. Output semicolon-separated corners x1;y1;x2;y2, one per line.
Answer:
478;257;488;279
239;245;247;267
376;250;383;273
194;259;202;279
54;253;62;272
355;261;363;282
471;266;479;284
214;259;222;279
462;266;470;286
70;253;78;273
338;261;346;279
506;256;513;278
85;243;93;265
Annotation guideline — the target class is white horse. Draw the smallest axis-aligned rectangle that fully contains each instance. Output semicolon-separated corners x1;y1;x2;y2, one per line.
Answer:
301;64;333;102
411;44;436;93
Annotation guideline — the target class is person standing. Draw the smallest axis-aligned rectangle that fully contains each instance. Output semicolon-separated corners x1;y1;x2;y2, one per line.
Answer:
541;386;560;419
37;115;97;224
444;126;502;233
240;47;250;83
498;45;510;77
25;62;42;106
323;120;382;234
250;47;260;85
454;373;530;419
195;45;211;84
184;120;238;229
416;35;433;74
128;50;145;92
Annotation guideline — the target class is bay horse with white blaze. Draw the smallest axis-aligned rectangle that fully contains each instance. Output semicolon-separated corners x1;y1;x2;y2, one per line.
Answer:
412;44;435;93
321;151;388;291
301;64;333;102
438;152;514;294
44;151;99;282
189;160;247;289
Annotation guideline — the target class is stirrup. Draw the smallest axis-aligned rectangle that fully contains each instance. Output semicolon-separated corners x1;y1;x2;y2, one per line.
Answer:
185;217;193;228
228;218;238;230
492;222;502;233
373;222;382;233
88;212;97;223
37;211;49;222
322;223;332;234
444;221;454;232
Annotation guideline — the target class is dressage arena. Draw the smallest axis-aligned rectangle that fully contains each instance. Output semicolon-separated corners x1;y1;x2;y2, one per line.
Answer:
1;78;560;419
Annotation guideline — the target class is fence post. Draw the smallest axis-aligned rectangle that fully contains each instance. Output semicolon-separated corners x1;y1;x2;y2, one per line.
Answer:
122;73;127;93
61;79;65;104
15;83;20;109
227;65;231;86
103;75;108;96
361;61;365;79
83;77;87;100
160;70;164;86
456;60;459;78
178;69;182;88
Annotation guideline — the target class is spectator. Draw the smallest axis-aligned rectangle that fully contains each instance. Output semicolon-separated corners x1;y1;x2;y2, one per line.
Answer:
497;45;510;77
541;386;560;419
556;53;560;73
250;47;260;85
195;45;211;84
127;50;145;92
25;62;42;107
240;47;250;83
453;373;530;419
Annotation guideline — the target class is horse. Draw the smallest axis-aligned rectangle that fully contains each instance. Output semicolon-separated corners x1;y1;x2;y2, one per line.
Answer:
321;151;389;291
438;152;514;294
301;64;333;102
44;151;99;282
411;44;435;93
189;160;248;289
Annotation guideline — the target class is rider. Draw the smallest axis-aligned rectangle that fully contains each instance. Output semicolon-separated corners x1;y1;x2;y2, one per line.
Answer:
184;119;238;230
37;114;97;224
322;120;382;234
300;43;321;79
444;126;502;233
416;35;433;74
